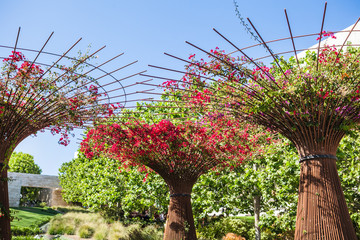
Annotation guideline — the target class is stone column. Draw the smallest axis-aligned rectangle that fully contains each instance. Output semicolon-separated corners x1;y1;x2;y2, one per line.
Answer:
8;176;22;208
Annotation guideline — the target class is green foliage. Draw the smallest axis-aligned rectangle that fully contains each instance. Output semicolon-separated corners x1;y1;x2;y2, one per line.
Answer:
59;153;127;219
60;132;360;238
192;137;299;228
120;93;197;125
197;217;255;240
11;226;41;236
126;224;145;240
108;222;128;240
39;202;47;208
351;212;360;239
141;225;164;240
106;223;163;240
122;224;162;240
60;139;298;228
337;132;360;215
79;224;95;238
258;131;360;237
260;212;295;240
94;225;108;240
51;206;88;214
59;153;168;220
9;152;41;174
48;215;76;235
12;237;41;240
193;132;360;237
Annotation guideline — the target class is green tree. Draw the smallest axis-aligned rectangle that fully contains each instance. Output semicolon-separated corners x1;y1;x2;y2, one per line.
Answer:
9;152;41;174
258;132;360;239
192;137;299;240
337;132;360;215
59;96;193;222
59;132;360;239
193;132;360;239
59;153;168;220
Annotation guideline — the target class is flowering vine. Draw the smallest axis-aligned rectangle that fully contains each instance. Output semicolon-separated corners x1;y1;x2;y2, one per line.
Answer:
164;34;360;238
169;44;360;156
0;49;122;238
81;114;265;240
0;51;119;147
81;117;258;176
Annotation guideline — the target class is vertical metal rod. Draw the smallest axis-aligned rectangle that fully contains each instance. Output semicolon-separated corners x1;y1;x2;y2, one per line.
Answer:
14;38;84;118
67;59;135;95
6;27;21;78
3;27;21;102
48;45;106;86
247;18;289;80
36;38;83;83
284;9;300;70
27;32;54;73
212;28;279;89
332;17;360;66
316;2;328;71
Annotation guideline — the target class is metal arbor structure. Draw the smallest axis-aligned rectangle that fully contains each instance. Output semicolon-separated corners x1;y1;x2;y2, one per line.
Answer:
0;28;144;239
143;3;360;239
81;110;257;240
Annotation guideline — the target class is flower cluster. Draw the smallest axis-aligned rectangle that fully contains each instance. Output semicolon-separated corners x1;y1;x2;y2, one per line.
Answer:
81;117;260;178
316;31;336;41
166;42;360;155
0;51;120;147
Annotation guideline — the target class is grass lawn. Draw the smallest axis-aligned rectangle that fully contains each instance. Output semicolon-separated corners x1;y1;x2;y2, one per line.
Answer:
10;207;59;228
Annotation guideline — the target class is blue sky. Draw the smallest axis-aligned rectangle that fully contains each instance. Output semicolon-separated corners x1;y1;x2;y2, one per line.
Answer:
1;0;359;175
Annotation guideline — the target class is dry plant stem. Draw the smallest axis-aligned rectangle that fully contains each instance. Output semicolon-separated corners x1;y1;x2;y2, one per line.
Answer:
163;180;197;240
295;158;356;240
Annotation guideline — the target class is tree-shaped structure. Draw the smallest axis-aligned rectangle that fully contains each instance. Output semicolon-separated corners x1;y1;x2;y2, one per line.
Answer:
167;35;360;240
0;31;140;238
81;117;255;240
150;7;360;238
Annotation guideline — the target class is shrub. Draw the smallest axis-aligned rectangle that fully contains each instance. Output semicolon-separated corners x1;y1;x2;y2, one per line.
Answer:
94;230;108;240
197;217;255;240
44;209;164;240
260;212;295;240
39;202;47;208
351;213;360;239
94;224;109;240
79;224;95;238
48;224;75;235
108;222;128;240
127;224;144;240
142;225;163;240
12;237;40;240
11;226;41;236
47;215;75;235
33;216;53;227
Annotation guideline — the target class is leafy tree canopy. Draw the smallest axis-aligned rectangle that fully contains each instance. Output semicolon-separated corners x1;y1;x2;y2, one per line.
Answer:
9;152;41;174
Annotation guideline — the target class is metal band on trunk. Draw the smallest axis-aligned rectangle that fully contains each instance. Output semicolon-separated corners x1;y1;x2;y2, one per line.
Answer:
170;193;191;198
299;154;338;163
